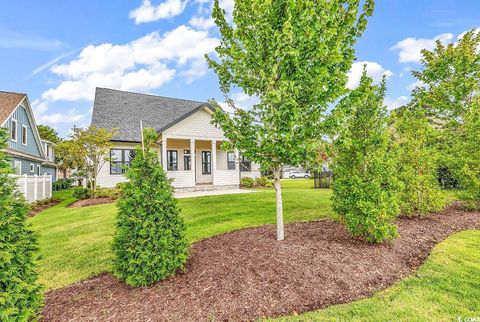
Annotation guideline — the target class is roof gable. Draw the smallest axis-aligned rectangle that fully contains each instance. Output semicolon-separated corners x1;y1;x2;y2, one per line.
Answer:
0;91;26;125
91;87;213;142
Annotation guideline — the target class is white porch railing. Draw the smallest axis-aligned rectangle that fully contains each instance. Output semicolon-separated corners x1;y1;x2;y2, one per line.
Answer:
11;174;53;203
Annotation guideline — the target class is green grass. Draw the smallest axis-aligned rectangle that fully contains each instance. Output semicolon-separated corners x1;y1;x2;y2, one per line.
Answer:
272;230;480;321
29;179;332;290
28;181;480;320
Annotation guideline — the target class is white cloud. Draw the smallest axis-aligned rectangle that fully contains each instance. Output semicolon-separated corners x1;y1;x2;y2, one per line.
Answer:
36;111;85;125
407;80;426;91
36;25;219;127
219;92;260;113
346;61;393;90
0;30;64;51
129;0;189;24
189;16;216;30
42;25;218;102
391;33;454;63
384;96;410;111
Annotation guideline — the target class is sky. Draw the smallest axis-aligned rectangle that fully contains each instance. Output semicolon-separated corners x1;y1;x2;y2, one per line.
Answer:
0;0;479;138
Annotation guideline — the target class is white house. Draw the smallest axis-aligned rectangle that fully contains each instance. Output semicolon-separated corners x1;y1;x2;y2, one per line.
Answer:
91;88;261;191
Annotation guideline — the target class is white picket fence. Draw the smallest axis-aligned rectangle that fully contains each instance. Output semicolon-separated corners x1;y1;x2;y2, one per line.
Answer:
12;174;53;203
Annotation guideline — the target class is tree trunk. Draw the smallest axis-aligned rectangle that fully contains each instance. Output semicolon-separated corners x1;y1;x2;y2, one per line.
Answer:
273;167;285;241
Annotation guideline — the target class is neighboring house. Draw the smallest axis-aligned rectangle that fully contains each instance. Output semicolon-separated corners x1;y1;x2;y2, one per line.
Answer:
0;91;57;181
91;88;261;191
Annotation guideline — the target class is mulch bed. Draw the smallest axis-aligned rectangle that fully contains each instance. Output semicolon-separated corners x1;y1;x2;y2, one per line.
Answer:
28;199;62;217
67;197;115;208
42;205;480;321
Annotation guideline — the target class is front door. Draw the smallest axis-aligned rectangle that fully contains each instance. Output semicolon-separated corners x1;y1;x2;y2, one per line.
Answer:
195;150;212;184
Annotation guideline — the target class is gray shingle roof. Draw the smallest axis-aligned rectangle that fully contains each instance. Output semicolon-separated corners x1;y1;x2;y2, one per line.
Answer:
91;87;211;142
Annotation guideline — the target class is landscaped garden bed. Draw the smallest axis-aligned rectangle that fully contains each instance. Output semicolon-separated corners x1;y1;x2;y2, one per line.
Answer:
28;198;62;217
67;197;115;208
41;204;480;321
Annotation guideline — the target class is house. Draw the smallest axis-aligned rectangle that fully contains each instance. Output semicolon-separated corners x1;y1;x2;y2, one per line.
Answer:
0;91;57;181
91;88;261;191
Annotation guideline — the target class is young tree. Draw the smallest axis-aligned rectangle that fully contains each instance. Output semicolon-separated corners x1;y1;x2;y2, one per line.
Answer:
70;126;116;191
391;106;445;216
332;70;399;243
412;29;480;208
207;0;375;240
112;128;188;286
457;99;480;209
0;128;43;320
55;139;85;179
37;124;61;144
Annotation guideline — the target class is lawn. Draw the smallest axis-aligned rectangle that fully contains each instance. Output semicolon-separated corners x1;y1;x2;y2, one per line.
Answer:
29;180;479;320
29;179;333;290
272;229;480;321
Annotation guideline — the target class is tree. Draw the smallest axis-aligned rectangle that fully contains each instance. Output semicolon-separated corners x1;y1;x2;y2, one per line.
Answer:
207;0;375;240
412;29;480;208
457;98;480;209
331;70;399;243
0;128;43;320
70;126;116;191
391;106;445;216
37;124;61;144
55;139;85;179
112;128;188;286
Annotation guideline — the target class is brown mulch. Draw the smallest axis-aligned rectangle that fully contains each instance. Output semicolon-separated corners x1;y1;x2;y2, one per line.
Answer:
42;205;480;321
67;197;115;208
28;199;62;217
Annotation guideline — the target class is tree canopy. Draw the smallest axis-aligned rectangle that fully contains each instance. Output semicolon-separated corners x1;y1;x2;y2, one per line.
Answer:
207;0;375;240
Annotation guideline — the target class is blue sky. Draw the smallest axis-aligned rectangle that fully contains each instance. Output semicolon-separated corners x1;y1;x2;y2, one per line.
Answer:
1;0;479;137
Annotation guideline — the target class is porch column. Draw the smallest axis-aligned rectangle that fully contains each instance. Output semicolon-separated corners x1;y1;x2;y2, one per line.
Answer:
190;139;196;186
162;137;167;172
211;140;217;186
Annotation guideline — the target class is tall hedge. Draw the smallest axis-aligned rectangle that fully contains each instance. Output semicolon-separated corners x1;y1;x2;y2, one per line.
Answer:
112;128;188;286
0;128;43;321
392;106;445;216
332;69;400;243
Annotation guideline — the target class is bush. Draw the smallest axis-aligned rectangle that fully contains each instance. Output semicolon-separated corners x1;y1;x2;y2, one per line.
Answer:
0;128;43;320
93;187;122;199
53;178;73;191
240;177;255;188
332;72;399;243
392;107;445;217
255;176;273;187
72;187;92;200
112;128;188;286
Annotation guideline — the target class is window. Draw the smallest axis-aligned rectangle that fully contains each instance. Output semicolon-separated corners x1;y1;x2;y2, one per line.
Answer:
110;149;136;174
14;161;22;175
11;119;17;142
227;152;236;170
167;150;178;171
22;125;27;145
202;151;211;174
240;155;251;172
183;149;191;171
29;163;34;173
37;165;41;175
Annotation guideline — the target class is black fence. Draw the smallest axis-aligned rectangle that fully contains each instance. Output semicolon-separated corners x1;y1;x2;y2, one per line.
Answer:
314;171;334;189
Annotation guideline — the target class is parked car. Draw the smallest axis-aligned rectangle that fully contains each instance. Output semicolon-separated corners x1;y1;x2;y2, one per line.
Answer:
289;171;310;179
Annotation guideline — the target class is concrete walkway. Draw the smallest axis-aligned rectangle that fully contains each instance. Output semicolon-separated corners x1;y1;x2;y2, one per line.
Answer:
174;189;257;199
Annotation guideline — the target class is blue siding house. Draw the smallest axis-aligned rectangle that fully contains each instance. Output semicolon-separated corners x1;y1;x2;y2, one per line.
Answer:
0;91;57;181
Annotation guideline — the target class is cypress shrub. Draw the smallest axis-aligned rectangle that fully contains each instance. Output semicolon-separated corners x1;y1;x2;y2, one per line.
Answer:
0;128;43;320
332;69;400;243
112;128;188;286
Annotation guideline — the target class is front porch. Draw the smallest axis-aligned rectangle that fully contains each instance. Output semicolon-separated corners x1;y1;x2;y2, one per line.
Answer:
160;137;241;190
